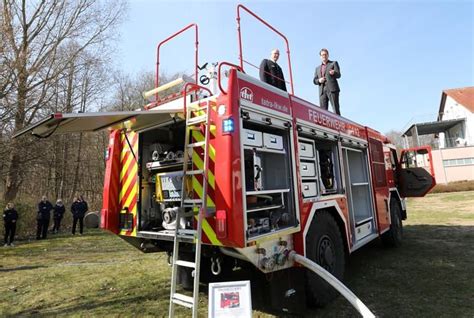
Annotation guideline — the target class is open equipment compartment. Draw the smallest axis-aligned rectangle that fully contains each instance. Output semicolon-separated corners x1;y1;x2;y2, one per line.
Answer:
341;143;376;243
297;130;343;199
138;121;187;232
241;119;297;240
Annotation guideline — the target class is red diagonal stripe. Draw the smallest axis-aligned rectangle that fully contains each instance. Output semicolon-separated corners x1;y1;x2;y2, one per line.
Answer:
120;177;137;208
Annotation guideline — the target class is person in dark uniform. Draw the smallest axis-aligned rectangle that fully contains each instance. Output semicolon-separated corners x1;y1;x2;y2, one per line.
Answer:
259;49;287;91
52;199;65;234
3;202;18;247
37;195;52;239
313;48;341;115
71;196;87;235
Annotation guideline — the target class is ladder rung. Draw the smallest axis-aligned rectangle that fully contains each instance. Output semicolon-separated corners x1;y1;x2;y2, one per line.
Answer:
186;169;204;175
175;260;196;268
187;115;207;125
177;228;197;236
187;141;206;148
189;104;209;111
182;210;198;217
172;293;194;308
183;199;203;205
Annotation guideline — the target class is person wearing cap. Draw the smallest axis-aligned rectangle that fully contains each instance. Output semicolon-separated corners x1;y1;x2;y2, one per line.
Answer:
52;199;65;234
313;48;341;115
259;49;287;91
3;202;18;247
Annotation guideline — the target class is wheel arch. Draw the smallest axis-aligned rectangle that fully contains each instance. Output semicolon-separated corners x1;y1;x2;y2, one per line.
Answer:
303;202;351;257
389;188;406;220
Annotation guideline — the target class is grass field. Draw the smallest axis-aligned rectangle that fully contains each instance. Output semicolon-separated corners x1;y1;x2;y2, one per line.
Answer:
1;191;473;317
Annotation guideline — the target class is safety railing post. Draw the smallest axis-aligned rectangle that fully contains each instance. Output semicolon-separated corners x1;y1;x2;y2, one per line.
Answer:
236;4;294;95
156;23;199;103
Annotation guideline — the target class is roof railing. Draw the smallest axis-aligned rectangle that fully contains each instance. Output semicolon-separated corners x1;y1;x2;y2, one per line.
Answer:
236;4;294;95
155;23;199;103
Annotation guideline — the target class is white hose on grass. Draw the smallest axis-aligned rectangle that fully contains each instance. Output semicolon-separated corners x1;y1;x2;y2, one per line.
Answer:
289;251;375;318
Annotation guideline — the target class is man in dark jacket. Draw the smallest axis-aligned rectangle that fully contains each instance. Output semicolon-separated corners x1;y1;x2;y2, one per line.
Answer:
259;49;287;91
52;199;65;234
3;202;18;246
71;196;87;235
313;48;341;115
37;195;52;239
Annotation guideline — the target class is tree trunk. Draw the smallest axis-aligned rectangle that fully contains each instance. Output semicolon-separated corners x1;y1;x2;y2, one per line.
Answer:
4;44;28;201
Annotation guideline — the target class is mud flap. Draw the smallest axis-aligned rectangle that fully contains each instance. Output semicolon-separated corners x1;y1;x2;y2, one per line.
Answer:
267;268;307;315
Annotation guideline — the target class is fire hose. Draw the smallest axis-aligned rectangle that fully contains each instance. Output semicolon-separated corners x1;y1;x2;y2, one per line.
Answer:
289;251;375;318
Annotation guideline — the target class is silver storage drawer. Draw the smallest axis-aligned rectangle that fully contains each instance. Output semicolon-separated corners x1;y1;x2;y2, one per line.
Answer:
299;141;314;158
300;161;316;177
243;129;263;147
302;182;317;197
263;133;283;150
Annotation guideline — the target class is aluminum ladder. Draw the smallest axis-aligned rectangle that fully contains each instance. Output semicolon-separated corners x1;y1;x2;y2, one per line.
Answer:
169;99;212;318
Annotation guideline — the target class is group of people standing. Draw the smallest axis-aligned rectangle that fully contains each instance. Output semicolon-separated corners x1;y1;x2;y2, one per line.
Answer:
259;48;341;116
2;195;88;246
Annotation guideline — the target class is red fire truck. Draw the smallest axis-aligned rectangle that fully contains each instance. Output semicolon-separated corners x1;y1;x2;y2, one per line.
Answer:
15;4;435;316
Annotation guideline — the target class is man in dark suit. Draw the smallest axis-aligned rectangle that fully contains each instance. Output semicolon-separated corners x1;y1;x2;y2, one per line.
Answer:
37;195;52;239
313;48;341;115
259;49;287;91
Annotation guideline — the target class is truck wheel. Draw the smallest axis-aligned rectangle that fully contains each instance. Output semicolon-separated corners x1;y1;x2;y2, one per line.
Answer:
306;211;346;307
382;199;403;247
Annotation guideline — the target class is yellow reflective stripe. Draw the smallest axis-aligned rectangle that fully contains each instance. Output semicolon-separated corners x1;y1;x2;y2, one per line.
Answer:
192;176;215;207
197;216;222;246
124;181;138;209
191;152;215;190
120;153;133;179
120;163;138;200
192;130;216;161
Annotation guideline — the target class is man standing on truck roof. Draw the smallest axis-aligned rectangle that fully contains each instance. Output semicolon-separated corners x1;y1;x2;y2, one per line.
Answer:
260;49;287;92
313;48;341;115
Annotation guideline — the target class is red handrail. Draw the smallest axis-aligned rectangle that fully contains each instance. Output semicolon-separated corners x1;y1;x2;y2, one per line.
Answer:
156;23;199;102
182;83;212;115
217;61;244;95
236;4;294;95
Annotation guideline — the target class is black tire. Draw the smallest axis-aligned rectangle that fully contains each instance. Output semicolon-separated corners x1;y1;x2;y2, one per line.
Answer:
381;199;403;247
305;211;346;307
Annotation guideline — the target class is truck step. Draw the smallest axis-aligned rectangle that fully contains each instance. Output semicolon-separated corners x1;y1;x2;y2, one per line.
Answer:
172;293;194;308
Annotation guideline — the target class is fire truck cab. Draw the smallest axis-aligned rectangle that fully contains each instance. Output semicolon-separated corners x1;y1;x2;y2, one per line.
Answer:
15;4;436;314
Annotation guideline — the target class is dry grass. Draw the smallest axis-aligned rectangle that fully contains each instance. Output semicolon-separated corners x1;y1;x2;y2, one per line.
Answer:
1;191;473;317
430;180;474;193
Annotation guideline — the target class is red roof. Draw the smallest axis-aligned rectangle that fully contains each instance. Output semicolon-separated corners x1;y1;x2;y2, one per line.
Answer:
444;87;474;112
438;86;474;120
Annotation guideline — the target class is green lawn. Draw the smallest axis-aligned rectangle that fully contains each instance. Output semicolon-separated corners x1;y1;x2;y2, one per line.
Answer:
1;191;473;317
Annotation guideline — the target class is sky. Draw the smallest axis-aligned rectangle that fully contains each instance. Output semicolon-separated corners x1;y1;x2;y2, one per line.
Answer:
114;0;473;134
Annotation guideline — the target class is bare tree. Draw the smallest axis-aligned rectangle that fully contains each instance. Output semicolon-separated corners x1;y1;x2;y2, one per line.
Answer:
1;0;125;201
385;130;406;151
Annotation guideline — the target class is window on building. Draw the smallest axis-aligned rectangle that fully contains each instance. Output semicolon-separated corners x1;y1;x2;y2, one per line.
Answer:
443;157;474;167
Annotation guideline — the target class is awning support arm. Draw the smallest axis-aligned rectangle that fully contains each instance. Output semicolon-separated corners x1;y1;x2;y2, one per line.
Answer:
32;121;61;139
123;130;137;162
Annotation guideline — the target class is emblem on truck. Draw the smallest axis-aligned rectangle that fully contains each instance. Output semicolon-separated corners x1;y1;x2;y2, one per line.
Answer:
240;87;254;102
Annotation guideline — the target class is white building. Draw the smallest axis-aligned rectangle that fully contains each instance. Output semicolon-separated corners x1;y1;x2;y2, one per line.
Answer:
437;87;474;148
403;87;474;184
